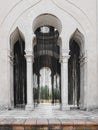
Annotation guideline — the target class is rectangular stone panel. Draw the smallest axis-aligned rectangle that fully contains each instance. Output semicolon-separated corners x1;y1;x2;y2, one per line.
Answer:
62;126;73;130
24;126;32;130
84;126;98;130
48;119;61;126
60;119;74;126
48;126;62;130
36;119;48;126
73;126;85;130
0;119;15;125
13;126;24;130
25;126;48;130
32;126;48;130
12;119;26;125
25;119;36;126
0;126;12;130
48;119;61;130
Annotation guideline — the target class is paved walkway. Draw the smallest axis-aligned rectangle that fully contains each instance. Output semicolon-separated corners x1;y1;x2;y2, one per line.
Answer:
0;103;98;120
0;104;98;129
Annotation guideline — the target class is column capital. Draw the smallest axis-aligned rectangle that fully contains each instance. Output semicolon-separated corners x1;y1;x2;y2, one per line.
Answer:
60;49;70;63
25;50;34;63
60;55;70;63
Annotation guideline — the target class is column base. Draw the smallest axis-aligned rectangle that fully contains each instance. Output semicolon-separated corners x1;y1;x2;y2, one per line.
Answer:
61;104;70;111
25;104;34;111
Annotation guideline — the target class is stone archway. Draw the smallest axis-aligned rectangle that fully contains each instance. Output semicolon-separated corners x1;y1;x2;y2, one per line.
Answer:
4;0;97;110
68;39;80;107
68;29;85;109
10;27;27;109
33;23;61;105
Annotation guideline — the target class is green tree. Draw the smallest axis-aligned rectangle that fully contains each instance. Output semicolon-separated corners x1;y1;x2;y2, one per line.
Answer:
40;85;50;100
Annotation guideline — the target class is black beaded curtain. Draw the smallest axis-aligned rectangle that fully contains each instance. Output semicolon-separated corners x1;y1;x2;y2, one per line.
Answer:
68;40;80;107
14;40;27;108
33;26;61;103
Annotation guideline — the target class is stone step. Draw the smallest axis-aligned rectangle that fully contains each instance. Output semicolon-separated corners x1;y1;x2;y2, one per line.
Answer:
0;118;98;130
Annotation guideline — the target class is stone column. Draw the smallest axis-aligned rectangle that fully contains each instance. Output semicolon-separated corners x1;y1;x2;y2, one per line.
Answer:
51;74;54;104
60;50;70;110
25;51;34;110
37;74;40;104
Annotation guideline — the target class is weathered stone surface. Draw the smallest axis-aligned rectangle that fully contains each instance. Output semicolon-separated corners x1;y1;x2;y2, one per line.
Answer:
12;119;26;125
25;119;36;126
36;119;48;126
0;126;12;130
13;126;24;130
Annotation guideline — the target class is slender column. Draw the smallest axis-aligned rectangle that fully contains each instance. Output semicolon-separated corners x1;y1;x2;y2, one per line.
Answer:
60;50;70;110
37;74;40;104
51;74;54;104
25;51;34;110
59;75;61;103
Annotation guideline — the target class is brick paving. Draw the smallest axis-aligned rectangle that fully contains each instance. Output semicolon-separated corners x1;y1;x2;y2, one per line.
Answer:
0;103;98;129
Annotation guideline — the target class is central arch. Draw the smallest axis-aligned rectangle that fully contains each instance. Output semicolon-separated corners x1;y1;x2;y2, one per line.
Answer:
33;14;62;106
33;27;61;105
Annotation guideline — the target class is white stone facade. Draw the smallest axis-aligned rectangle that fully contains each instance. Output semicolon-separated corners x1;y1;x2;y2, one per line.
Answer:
0;0;98;111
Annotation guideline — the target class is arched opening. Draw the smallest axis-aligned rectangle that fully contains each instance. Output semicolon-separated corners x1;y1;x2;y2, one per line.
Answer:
39;67;52;103
10;28;27;108
68;41;80;107
33;24;61;105
68;29;84;109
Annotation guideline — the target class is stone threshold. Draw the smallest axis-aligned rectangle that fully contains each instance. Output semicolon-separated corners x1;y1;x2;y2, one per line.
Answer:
0;118;98;130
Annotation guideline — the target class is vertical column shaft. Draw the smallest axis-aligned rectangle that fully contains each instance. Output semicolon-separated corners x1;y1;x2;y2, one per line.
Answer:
25;51;34;110
60;51;70;110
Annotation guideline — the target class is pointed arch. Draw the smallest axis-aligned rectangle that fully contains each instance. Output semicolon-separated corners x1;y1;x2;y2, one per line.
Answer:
68;29;85;108
69;29;85;56
10;27;27;108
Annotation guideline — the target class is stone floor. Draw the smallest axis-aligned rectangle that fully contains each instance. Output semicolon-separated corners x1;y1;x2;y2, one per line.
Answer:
0;103;98;120
0;103;98;129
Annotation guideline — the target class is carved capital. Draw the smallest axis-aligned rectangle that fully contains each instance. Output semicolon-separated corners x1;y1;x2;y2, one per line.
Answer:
60;55;70;63
25;50;34;63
